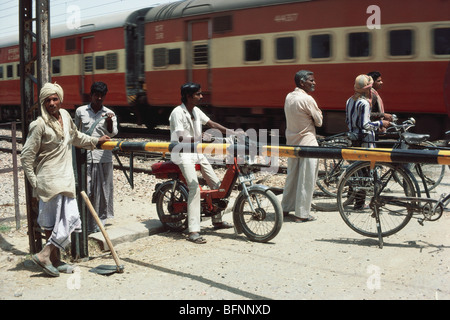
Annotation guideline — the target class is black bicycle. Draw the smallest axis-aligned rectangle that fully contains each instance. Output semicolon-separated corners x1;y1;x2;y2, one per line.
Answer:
312;117;446;212
335;124;449;248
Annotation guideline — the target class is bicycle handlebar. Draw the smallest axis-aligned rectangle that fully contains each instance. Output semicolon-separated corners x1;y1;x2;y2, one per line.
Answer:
386;115;416;133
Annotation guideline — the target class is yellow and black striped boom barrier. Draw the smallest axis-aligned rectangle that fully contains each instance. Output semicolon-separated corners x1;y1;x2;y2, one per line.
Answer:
99;141;450;165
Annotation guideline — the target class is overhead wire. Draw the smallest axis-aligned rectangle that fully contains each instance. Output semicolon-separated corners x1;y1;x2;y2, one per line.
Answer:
0;0;167;37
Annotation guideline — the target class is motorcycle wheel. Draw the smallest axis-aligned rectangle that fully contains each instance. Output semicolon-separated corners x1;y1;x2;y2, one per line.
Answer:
155;182;189;231
234;189;282;243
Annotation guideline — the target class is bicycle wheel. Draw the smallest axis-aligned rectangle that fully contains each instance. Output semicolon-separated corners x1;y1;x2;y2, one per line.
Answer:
313;158;350;211
154;181;188;231
316;158;349;197
410;141;445;192
337;162;415;238
312;138;351;211
234;188;282;243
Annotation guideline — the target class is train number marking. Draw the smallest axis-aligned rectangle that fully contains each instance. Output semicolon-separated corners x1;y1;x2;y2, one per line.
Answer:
274;13;298;23
155;24;164;40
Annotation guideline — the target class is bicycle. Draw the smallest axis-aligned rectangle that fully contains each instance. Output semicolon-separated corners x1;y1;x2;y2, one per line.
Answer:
313;116;446;212
335;124;449;248
312;132;353;211
377;117;446;193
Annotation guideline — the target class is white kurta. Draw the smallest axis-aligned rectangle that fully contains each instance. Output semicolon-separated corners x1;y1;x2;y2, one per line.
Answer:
75;104;118;230
281;88;323;218
169;104;222;233
21;109;98;202
21;109;98;249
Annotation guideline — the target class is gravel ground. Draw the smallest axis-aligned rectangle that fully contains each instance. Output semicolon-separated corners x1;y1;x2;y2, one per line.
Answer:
1;128;449;301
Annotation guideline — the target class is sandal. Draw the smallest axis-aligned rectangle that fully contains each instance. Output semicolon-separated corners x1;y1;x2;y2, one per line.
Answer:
187;233;207;244
294;215;316;223
212;221;233;230
31;254;60;277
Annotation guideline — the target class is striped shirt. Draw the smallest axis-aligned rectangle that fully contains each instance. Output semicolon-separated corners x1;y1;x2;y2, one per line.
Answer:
345;97;382;147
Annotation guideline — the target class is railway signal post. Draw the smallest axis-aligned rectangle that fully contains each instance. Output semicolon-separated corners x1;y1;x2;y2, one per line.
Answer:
19;0;51;255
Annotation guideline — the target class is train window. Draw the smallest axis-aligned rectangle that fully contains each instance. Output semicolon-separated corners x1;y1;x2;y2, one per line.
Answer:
194;44;208;65
66;38;76;51
7;65;13;78
433;28;450;55
245;39;262;62
84;56;93;72
153;48;167;67
389;29;414;56
17;64;20;77
0;66;3;79
213;15;232;33
106;53;118;70
276;37;295;60
348;32;371;57
52;59;61;75
310;34;331;59
95;56;105;70
168;49;181;65
153;48;182;68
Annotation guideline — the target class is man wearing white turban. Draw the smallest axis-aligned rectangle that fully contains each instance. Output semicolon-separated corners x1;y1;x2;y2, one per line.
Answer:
21;82;111;277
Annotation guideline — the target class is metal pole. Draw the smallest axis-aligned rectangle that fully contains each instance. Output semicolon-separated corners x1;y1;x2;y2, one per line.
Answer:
36;0;51;87
19;0;51;254
11;122;21;230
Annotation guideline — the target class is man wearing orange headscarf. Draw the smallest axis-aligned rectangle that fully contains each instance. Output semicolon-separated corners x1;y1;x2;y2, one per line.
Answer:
345;74;390;148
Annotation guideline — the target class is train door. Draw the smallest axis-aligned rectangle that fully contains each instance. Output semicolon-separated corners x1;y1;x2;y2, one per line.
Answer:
187;20;211;104
81;36;95;103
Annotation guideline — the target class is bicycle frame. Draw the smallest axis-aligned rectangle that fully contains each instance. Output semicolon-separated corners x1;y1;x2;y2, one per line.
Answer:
339;160;447;249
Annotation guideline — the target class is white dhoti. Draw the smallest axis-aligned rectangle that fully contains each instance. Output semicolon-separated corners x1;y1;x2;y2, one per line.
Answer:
38;194;82;250
281;157;319;218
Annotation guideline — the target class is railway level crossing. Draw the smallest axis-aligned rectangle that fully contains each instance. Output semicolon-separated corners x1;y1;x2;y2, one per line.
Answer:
99;141;450;166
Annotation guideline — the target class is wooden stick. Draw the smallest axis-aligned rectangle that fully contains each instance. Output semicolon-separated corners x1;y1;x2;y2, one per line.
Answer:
80;191;123;272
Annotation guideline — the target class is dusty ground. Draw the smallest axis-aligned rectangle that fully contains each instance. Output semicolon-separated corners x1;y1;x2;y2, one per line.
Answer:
1;127;449;301
1;163;449;301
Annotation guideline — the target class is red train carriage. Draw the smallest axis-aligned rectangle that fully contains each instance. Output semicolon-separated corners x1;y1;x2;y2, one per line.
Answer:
0;8;150;122
1;0;449;140
142;0;450;139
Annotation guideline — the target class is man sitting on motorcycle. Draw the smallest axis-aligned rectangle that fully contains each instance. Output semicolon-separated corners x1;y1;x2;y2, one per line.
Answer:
169;82;233;244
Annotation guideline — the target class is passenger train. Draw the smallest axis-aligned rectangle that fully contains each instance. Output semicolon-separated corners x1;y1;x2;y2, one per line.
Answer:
1;0;449;139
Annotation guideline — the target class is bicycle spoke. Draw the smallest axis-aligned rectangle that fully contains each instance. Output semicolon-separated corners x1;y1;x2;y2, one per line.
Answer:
337;162;415;238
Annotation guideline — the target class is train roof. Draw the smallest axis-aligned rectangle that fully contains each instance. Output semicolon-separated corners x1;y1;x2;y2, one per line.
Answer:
0;8;152;47
145;0;312;22
51;8;152;38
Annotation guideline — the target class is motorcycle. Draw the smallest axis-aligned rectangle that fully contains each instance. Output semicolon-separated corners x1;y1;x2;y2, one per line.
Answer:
151;137;283;242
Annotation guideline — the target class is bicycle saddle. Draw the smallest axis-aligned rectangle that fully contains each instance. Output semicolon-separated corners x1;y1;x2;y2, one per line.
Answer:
401;132;430;144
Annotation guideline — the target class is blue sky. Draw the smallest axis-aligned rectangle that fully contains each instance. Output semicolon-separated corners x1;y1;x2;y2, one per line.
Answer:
0;0;175;38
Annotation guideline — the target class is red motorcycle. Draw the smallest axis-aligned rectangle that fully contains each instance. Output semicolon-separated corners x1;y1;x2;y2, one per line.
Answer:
150;139;283;243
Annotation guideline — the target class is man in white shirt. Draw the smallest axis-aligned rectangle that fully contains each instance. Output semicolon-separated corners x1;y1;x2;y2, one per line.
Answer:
169;82;233;243
75;82;118;233
282;70;323;222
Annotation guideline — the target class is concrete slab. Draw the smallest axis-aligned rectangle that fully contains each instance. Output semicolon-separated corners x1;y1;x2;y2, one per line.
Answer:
88;219;165;251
